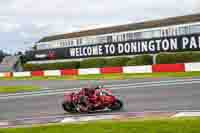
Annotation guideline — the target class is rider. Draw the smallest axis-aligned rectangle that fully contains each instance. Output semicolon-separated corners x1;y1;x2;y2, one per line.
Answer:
77;85;102;112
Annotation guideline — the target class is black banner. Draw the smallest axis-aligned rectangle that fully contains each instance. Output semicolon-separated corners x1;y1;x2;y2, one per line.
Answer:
26;33;200;60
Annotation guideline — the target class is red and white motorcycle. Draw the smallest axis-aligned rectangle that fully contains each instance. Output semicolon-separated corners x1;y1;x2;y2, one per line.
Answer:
62;87;123;113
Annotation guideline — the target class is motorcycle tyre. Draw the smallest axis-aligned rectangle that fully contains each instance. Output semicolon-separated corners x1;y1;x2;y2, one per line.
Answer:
62;101;77;113
108;99;123;111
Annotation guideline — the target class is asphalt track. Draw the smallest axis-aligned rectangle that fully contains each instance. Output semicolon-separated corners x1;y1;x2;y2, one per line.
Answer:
0;77;200;121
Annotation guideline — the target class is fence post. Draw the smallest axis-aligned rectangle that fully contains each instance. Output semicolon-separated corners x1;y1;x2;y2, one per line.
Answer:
153;54;157;64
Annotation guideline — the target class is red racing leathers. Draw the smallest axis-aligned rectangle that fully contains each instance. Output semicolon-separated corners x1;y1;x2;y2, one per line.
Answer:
77;88;101;112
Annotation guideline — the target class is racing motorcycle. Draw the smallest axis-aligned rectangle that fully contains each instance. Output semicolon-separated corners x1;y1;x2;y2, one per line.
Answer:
62;87;123;113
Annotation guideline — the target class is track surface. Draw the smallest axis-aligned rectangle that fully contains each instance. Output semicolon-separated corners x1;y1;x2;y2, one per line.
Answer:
0;78;200;120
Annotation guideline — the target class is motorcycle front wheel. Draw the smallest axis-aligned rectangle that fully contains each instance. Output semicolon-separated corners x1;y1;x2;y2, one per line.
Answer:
62;101;77;113
108;99;123;111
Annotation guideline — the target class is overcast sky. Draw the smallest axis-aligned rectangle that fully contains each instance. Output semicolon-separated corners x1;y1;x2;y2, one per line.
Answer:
0;0;199;53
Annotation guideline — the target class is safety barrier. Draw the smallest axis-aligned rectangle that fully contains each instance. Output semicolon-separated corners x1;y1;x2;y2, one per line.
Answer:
152;64;185;72
0;62;199;78
44;70;61;76
185;62;200;72
13;72;31;77
123;65;152;73
0;72;12;78
31;71;44;77
61;69;78;76
100;67;123;74
0;73;5;77
78;68;100;75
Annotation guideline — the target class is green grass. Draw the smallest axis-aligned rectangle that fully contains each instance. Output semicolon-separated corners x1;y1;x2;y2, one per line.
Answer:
1;117;200;133
1;71;200;80
0;86;40;93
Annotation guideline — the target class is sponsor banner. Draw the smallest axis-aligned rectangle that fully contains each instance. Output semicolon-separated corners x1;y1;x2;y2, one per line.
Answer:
26;33;200;60
78;68;100;75
13;72;31;77
123;65;152;73
185;62;200;72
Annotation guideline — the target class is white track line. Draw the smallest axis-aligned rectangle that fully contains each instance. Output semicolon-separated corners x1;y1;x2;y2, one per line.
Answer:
1;80;200;100
0;81;200;99
110;80;200;90
173;112;200;117
1;78;199;97
61;111;200;123
105;78;200;88
61;115;116;123
1;78;200;97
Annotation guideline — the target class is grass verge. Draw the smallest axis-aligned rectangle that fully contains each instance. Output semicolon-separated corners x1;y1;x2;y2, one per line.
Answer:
0;71;200;80
0;86;40;93
1;117;200;133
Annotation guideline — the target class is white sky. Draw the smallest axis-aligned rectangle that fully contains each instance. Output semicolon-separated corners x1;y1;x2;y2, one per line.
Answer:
0;0;199;53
